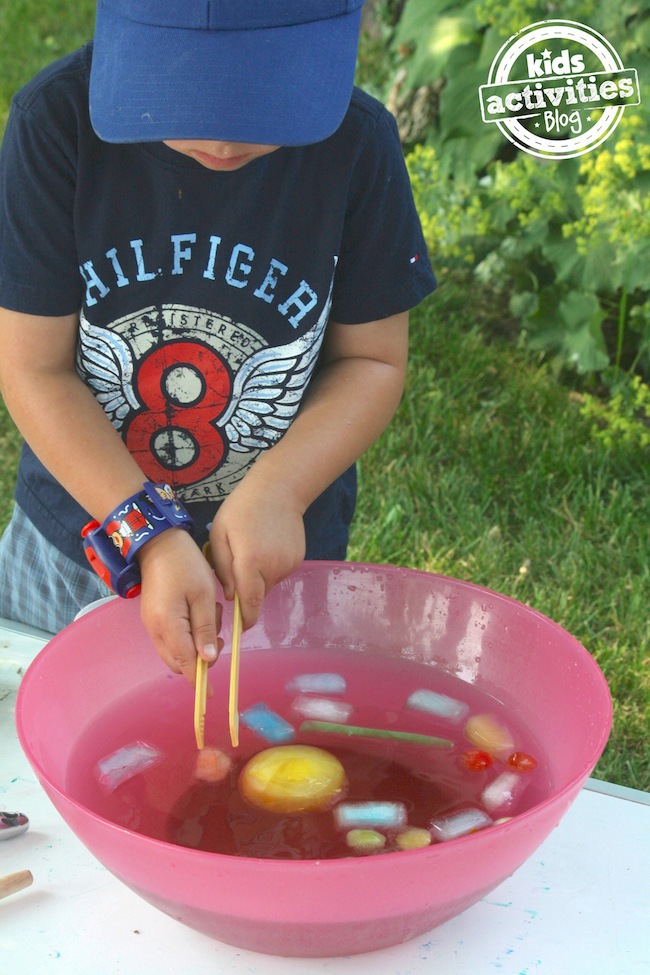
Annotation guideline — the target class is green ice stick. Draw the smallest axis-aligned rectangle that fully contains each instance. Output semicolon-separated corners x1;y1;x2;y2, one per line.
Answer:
299;720;454;749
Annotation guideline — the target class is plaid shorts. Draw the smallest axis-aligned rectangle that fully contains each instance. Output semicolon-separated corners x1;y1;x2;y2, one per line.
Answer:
0;504;112;634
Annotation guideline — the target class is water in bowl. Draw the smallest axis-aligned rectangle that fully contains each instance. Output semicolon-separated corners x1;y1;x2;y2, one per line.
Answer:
65;648;551;860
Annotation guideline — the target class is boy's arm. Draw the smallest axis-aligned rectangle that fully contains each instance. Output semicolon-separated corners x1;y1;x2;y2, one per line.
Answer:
210;310;409;628
0;306;408;680
0;308;222;682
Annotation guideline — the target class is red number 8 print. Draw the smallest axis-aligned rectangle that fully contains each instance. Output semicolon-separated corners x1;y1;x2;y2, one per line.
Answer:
125;341;231;485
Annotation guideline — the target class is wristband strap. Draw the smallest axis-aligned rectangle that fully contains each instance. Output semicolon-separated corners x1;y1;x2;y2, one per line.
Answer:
82;482;194;598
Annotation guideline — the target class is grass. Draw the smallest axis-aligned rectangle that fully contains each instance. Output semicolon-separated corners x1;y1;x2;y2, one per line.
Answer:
0;0;96;127
0;2;648;792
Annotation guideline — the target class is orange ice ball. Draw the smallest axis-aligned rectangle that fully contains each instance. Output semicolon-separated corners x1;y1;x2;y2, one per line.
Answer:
195;747;232;783
239;745;347;813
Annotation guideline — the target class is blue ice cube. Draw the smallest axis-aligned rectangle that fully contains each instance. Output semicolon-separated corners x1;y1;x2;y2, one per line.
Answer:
334;801;408;831
240;702;296;744
285;673;347;695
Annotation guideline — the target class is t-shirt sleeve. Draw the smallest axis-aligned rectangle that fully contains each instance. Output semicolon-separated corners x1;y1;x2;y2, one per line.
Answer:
330;105;436;324
0;79;83;316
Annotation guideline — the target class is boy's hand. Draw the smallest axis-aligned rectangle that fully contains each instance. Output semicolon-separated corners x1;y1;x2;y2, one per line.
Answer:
205;312;409;631
209;480;306;631
136;528;223;685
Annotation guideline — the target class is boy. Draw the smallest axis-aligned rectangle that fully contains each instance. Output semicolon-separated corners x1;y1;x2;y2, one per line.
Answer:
0;0;436;685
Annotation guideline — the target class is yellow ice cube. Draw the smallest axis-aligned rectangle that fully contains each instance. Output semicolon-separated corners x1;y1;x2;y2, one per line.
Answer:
463;713;514;759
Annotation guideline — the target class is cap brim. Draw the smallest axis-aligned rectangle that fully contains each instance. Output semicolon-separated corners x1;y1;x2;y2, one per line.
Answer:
89;3;362;146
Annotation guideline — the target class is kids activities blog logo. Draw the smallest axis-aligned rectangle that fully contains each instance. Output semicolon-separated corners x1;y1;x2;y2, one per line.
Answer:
479;20;640;159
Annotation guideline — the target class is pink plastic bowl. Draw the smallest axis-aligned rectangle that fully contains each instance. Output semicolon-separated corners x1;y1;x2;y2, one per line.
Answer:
16;563;611;957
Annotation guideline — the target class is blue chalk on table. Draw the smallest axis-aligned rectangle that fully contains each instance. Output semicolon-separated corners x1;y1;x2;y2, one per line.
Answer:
406;689;470;723
285;673;347;695
334;801;408;831
240;702;296;744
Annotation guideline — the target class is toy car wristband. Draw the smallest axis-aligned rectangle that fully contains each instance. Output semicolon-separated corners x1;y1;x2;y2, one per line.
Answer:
81;482;194;598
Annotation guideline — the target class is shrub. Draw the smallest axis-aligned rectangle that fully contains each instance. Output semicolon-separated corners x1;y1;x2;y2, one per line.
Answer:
579;375;650;449
385;0;650;379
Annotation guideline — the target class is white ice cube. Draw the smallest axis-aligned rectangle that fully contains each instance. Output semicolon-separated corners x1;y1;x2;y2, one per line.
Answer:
95;741;163;794
481;771;528;814
291;695;353;723
406;689;470;723
430;807;493;841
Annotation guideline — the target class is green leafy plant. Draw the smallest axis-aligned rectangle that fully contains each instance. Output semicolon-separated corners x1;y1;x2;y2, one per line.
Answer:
394;25;650;372
407;108;650;377
405;143;490;267
383;0;603;174
375;0;650;378
380;0;647;167
579;374;650;449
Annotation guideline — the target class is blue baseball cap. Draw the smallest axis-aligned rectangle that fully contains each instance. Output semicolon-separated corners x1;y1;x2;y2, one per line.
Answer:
89;0;365;146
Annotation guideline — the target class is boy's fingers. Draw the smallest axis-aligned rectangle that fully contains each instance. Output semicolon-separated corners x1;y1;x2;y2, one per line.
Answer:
211;534;235;601
143;597;223;687
209;523;272;628
141;601;192;679
234;567;267;631
191;596;224;664
164;629;202;686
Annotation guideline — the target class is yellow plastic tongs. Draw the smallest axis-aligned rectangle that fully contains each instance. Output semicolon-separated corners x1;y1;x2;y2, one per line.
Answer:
194;653;209;750
228;592;243;748
193;591;243;750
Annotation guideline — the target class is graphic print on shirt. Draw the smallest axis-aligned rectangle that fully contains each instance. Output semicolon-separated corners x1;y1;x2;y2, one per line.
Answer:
76;274;334;505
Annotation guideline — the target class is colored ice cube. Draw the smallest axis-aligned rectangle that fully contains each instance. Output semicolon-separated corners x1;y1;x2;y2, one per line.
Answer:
430;807;493;841
299;720;454;749
506;751;538;772
406;689;469;723
334;801;408;831
481;771;528;814
95;741;163;794
240;702;295;744
285;673;347;695
463;713;514;758
460;749;495;771
346;829;386;853
395;827;432;850
194;747;232;782
291;695;353;723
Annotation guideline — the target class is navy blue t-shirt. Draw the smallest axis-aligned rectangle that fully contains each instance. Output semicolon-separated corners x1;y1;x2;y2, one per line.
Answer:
0;44;436;568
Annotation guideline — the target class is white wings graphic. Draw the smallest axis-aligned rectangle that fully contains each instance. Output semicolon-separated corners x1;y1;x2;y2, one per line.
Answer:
76;311;140;428
217;276;334;452
75;261;336;452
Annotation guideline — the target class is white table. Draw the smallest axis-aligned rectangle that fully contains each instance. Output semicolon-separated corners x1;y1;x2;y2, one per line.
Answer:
1;619;648;974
